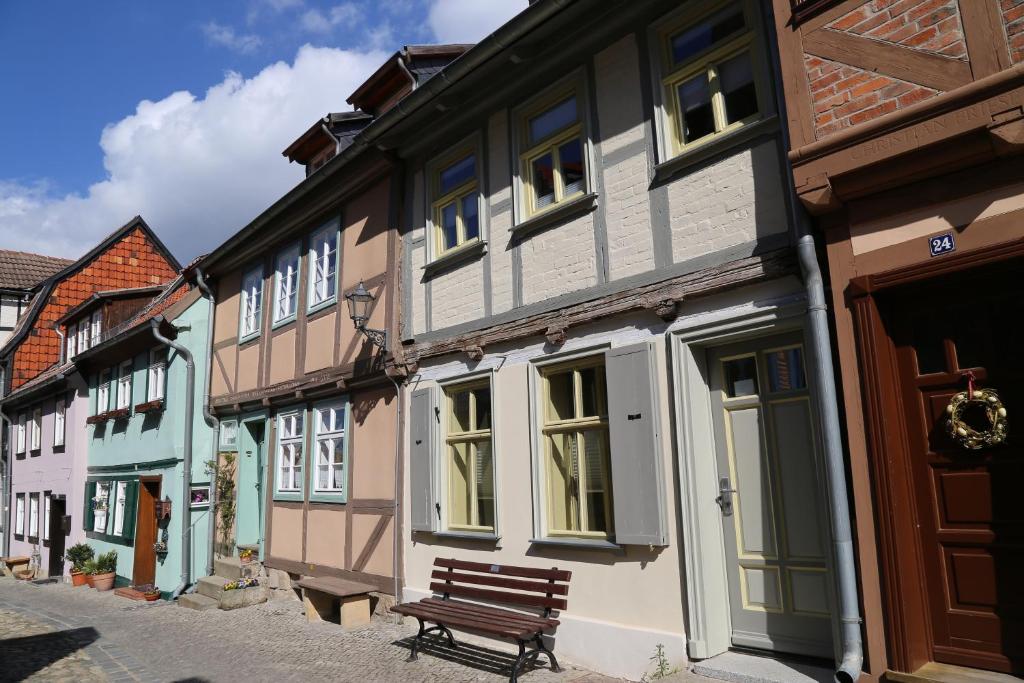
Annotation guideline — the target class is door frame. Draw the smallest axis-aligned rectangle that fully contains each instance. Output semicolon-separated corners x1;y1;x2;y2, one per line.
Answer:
669;288;842;661
848;237;1024;674
132;476;162;587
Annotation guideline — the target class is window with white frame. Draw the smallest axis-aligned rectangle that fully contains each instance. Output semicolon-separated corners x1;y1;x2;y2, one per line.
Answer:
66;327;77;360
444;380;494;533
660;1;761;155
539;357;612;539
97;369;111;414
220;420;238;451
308;223;339;309
30;407;41;451
518;86;587;217
43;493;50;540
431;151;480;258
15;412;26;453
54;397;66;447
116;360;132;409
239;266;263;339
273;245;300;323
15;493;25;536
313;401;346;495
276;411;304;493
91;310;103;347
112;481;127;536
93;482;110;533
147;348;167;402
29;493;39;538
77;320;89;353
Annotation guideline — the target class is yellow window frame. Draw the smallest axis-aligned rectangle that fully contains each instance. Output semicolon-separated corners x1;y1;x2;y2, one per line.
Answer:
444;380;494;532
660;0;762;156
518;88;586;218
539;357;613;539
431;149;480;259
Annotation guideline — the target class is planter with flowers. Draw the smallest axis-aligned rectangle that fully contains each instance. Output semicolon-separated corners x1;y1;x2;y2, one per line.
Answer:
238;547;258;565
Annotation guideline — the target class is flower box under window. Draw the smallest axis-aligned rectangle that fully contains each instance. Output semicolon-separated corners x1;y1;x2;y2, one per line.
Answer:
86;413;110;425
135;399;164;414
108;407;130;421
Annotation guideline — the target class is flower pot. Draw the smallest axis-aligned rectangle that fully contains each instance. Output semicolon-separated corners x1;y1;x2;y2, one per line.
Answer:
143;592;161;602
91;572;115;591
71;571;88;587
85;573;95;588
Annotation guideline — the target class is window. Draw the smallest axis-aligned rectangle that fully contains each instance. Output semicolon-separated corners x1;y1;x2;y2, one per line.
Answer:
661;1;761;155
147;348;167;402
220;420;238;450
93;482;110;533
43;493;50;541
97;369;112;414
77;320;89;353
91;310;103;347
116;360;132;409
519;88;586;217
29;493;39;538
66;327;77;360
308;223;339;309
30;408;41;451
190;485;211;507
15;493;25;536
239;266;263;339
431;151;480;257
112;481;127;536
276;411;304;494
313;401;347;496
444;381;494;532
273;245;300;324
54;398;66;447
15;412;26;453
540;358;612;538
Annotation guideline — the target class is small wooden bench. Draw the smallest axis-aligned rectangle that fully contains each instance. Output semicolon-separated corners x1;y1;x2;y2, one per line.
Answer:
1;556;31;578
391;558;571;683
296;576;376;629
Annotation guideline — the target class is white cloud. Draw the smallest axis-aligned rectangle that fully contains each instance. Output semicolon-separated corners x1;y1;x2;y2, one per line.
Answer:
0;45;387;263
201;21;263;54
299;3;362;34
427;0;526;43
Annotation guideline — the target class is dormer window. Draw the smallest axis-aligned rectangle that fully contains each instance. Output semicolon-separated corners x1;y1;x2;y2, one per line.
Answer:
66;328;77;360
77;319;89;353
90;310;103;347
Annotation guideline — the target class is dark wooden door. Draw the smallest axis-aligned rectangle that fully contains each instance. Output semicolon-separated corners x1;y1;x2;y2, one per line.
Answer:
886;262;1024;674
132;479;159;587
47;497;66;578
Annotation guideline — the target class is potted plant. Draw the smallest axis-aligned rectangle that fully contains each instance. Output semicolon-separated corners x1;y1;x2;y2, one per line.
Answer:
65;543;94;587
82;558;98;587
143;588;162;601
238;547;257;565
90;550;117;591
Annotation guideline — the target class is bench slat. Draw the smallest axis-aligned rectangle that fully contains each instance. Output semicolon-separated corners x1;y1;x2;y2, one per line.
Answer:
392;603;536;639
431;569;570;596
419;598;559;628
435;558;571;583
429;581;568;612
406;600;545;631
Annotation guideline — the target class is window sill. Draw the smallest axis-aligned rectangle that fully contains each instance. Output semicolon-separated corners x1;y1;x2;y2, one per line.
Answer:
273;492;303;503
135;399;164;414
308;492;347;504
423;240;487;278
307;297;338;317
271;315;297;331
511;192;598;240
109;408;130;421
86;531;134;546
529;537;624;553
654;116;779;185
238;331;261;346
432;530;501;543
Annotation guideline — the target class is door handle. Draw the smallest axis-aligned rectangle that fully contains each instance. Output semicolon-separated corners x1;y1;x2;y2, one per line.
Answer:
715;477;737;516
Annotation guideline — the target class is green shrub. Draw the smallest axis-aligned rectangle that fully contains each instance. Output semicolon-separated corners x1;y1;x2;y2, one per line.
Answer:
65;543;94;572
93;550;118;574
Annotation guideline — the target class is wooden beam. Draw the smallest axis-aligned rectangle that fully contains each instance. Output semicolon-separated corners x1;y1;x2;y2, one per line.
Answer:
959;0;1010;80
410;249;797;361
803;28;972;92
773;0;817;149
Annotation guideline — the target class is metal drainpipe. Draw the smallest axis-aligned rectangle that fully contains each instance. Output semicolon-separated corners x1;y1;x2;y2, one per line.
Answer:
194;269;219;577
151;316;195;599
387;372;403;620
0;408;11;558
54;324;66;365
762;8;864;681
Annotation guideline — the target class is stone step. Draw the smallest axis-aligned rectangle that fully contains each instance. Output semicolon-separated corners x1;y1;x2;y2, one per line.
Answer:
197;575;228;600
220;584;267;610
177;593;219;611
214;557;260;580
886;663;1022;683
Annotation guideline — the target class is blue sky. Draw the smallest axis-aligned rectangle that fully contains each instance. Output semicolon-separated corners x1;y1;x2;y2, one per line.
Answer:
0;0;524;261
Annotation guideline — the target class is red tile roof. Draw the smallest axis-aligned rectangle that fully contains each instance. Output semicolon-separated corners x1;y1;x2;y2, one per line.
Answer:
0;250;73;290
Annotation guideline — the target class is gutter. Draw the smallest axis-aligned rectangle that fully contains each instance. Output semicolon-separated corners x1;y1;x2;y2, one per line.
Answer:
194;269;220;577
151;316;196;599
764;10;863;682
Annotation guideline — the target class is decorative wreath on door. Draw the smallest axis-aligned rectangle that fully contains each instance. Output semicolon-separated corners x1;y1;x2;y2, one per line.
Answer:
945;376;1008;450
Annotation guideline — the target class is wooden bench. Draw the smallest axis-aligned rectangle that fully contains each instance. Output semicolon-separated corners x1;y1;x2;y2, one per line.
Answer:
391;558;571;683
296;576;376;629
1;556;31;578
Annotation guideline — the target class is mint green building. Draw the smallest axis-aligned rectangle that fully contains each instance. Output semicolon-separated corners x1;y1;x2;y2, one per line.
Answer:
71;280;215;596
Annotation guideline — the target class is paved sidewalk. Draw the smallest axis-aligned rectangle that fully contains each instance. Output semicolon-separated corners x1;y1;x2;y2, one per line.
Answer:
0;578;644;682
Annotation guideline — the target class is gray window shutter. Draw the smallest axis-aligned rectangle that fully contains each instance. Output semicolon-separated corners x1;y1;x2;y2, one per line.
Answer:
409;387;437;532
606;342;667;545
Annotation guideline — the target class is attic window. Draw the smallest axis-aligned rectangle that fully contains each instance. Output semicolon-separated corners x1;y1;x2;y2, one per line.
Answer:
307;146;336;176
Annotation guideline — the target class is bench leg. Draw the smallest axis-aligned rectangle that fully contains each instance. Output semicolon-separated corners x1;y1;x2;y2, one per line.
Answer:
532;634;561;673
510;639;528;683
410;620;458;662
428;624;457;648
409;619;426;661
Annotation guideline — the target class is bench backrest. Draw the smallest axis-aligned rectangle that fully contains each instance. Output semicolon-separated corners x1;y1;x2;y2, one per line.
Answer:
430;558;571;616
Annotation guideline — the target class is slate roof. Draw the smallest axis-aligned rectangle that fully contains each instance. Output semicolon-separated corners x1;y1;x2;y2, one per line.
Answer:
0;250;73;291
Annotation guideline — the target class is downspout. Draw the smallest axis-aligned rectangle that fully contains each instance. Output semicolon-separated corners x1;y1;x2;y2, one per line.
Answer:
54;324;66;365
387;372;403;620
396;51;416;93
151;316;195;599
194;269;219;577
764;8;863;682
0;407;11;558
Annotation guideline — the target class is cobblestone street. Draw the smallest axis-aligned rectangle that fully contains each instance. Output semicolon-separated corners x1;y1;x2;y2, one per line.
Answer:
0;578;648;683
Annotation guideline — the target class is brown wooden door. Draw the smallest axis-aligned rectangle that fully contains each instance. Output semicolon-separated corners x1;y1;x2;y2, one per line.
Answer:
132;479;159;587
886;263;1024;674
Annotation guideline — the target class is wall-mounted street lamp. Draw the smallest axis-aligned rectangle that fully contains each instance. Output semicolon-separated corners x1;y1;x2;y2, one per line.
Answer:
345;281;388;352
